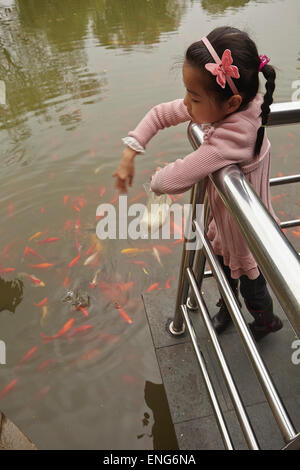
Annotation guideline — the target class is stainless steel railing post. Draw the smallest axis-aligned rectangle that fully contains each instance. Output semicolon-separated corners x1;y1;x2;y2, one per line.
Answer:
169;180;203;334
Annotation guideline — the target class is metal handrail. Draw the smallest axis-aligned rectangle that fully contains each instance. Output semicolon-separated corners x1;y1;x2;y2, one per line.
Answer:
171;100;300;450
211;165;300;336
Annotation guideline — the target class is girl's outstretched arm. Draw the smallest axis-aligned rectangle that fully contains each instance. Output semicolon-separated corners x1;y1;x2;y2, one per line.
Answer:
113;99;191;192
128;99;191;149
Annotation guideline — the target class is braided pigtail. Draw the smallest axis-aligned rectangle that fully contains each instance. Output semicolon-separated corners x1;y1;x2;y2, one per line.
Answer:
254;64;276;156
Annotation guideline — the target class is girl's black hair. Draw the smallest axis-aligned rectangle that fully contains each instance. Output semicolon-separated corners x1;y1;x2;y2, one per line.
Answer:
185;26;276;156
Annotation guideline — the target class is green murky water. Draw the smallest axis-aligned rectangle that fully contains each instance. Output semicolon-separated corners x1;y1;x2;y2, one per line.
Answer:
0;0;299;449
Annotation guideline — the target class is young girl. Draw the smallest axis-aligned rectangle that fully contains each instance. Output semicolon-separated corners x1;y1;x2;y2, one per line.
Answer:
113;26;283;341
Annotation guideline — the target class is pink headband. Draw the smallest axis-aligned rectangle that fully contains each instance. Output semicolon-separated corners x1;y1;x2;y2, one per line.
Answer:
201;36;240;95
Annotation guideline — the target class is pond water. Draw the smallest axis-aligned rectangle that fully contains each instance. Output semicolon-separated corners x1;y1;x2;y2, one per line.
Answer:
0;0;299;450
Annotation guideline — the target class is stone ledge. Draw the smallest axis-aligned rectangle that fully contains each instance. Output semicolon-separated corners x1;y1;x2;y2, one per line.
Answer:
0;411;37;450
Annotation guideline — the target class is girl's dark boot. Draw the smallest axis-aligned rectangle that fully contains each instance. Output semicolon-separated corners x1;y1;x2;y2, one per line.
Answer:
239;272;283;341
211;284;241;334
246;299;283;341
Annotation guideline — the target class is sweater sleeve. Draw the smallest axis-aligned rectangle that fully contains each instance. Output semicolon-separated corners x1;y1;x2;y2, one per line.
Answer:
128;99;192;149
150;117;258;195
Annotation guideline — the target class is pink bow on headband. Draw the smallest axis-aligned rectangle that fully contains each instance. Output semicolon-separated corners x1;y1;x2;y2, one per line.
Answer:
259;54;270;71
205;49;240;89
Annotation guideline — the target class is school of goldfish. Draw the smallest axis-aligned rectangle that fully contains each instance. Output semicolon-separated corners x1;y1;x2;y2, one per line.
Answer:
0;184;187;403
0;138;299;404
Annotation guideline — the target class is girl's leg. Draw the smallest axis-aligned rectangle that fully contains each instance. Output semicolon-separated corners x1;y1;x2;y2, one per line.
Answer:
239;272;283;340
211;256;240;334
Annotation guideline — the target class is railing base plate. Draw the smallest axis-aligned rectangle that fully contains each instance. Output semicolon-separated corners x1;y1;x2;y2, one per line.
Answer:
186;296;198;311
167;319;186;337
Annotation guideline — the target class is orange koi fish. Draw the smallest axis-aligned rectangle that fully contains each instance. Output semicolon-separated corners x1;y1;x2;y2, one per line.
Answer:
115;302;133;324
86;243;96;256
109;193;119;204
84;252;99;266
0;266;15;273
146;282;160;293
292;230;300;238
63;275;71;287
72;203;81;212
165;276;175;289
96;210;105;221
63;219;73;231
24;273;45;287
99;186;106;197
15;346;38;370
94;166;103;175
24;246;45;259
75;218;80;230
37;237;60;245
38;359;58;371
34;297;48;307
0;379;18;400
116;281;134;292
152;247;163;266
121;248;148;254
287;132;295;139
127;260;148;267
77;306;89;318
68;325;94;337
153;244;172;254
68;252;81;268
41;317;75;341
90;269;100;289
76;197;87;209
41;207;45;214
63;195;69;206
29;263;54;269
170;220;184;237
40;306;48;325
28;232;43;241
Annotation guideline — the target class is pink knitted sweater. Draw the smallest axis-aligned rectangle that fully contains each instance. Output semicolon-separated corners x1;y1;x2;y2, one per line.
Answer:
127;94;277;279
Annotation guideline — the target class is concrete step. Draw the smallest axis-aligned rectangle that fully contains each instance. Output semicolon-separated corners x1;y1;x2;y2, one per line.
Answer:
142;276;300;450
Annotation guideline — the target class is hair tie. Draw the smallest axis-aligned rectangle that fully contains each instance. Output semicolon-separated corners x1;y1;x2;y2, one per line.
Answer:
201;36;240;95
259;55;270;72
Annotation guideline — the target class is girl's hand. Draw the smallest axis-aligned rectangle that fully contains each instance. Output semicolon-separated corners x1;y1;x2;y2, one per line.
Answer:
112;147;137;193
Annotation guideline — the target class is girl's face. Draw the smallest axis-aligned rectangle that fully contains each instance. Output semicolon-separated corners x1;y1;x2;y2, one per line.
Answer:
182;61;230;124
